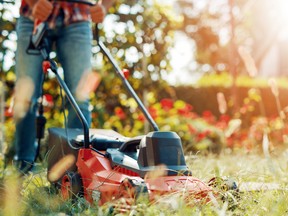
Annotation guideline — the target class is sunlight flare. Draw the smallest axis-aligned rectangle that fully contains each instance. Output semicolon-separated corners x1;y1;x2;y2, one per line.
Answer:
75;70;101;101
13;76;35;122
47;154;76;182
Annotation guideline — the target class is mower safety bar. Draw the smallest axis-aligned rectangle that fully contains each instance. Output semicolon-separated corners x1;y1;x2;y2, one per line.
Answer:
96;37;160;131
45;60;91;148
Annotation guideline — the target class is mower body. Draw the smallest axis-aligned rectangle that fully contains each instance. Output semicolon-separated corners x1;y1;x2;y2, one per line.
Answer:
47;128;212;205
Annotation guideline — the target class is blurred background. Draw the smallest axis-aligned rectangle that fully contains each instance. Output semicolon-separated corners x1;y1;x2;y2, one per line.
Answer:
1;0;288;157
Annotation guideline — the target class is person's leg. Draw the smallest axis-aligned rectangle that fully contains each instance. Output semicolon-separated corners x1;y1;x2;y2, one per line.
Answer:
14;16;44;170
56;21;92;128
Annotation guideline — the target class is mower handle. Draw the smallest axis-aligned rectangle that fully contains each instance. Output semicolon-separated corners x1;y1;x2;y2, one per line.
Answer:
52;0;95;6
63;0;159;131
29;0;99;148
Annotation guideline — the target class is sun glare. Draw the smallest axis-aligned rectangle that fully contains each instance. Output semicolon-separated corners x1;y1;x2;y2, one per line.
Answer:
254;0;288;36
277;0;288;36
278;0;288;18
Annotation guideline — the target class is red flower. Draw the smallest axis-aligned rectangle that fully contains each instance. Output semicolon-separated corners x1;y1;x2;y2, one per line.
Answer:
4;107;13;117
202;110;213;118
226;136;234;148
185;112;198;119
122;69;130;79
115;107;126;120
137;113;145;122
188;124;197;134
185;103;193;112
44;94;53;102
178;103;194;116
196;132;206;142
204;130;211;136
216;114;231;129
219;114;230;123
43;94;54;107
215;121;227;130
148;107;158;119
160;98;174;111
202;110;215;123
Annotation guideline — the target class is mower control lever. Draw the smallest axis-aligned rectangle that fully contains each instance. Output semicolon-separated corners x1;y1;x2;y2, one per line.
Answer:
32;22;47;49
26;22;48;56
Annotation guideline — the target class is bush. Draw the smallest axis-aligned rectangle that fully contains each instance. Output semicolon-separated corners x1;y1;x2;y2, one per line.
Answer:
103;96;228;154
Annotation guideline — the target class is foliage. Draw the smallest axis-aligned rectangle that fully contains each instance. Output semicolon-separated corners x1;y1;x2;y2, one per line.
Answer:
101;92;288;154
0;2;17;74
196;72;288;89
103;95;227;154
4;81;288;157
89;0;182;129
1;0;181;158
175;0;246;74
175;0;283;77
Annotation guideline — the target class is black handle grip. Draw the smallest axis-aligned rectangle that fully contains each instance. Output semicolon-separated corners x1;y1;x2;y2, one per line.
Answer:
95;24;100;42
54;0;96;6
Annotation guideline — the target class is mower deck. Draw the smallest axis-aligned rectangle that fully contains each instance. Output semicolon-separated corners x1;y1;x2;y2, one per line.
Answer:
47;128;213;205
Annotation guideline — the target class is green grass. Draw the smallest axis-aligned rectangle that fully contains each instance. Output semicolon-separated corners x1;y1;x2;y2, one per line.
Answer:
1;152;288;215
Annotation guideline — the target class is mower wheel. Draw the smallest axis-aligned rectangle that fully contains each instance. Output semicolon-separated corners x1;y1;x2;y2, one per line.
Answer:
61;171;83;201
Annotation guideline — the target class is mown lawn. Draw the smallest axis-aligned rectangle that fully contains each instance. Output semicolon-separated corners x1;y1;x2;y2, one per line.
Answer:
1;151;288;216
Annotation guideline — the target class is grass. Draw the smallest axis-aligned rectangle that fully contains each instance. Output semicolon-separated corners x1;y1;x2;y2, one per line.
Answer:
1;151;288;215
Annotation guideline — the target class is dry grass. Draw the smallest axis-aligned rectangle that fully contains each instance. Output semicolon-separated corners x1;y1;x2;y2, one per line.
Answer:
1;151;288;215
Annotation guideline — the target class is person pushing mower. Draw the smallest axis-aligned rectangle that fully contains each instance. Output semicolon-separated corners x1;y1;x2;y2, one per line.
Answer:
13;0;114;174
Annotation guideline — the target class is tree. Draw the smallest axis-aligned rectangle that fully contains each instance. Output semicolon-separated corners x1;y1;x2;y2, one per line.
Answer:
0;0;182;132
0;1;17;87
90;0;182;128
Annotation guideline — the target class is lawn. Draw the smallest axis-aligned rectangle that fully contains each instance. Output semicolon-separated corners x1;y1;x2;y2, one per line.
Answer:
1;151;288;216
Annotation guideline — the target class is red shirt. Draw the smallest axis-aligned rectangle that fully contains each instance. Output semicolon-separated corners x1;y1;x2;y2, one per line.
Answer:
20;0;90;28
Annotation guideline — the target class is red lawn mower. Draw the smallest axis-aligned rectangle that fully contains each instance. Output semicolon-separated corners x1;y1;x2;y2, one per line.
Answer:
28;0;237;209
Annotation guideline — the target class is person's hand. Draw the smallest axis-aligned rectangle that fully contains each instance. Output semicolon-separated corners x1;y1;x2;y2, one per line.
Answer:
32;0;53;21
90;3;107;23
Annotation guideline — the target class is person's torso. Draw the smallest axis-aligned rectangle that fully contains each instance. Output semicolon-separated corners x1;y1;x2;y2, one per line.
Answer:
20;0;90;28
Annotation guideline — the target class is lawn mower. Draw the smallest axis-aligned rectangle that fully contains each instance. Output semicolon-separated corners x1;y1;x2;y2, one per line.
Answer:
27;0;237;208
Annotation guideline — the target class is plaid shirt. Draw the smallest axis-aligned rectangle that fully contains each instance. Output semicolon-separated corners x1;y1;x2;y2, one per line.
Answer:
20;0;90;28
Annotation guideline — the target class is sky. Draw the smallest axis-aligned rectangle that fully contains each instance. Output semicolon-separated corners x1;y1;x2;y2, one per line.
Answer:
166;31;198;85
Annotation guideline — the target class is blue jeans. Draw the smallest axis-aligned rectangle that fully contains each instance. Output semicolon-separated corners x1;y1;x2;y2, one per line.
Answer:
15;16;92;162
